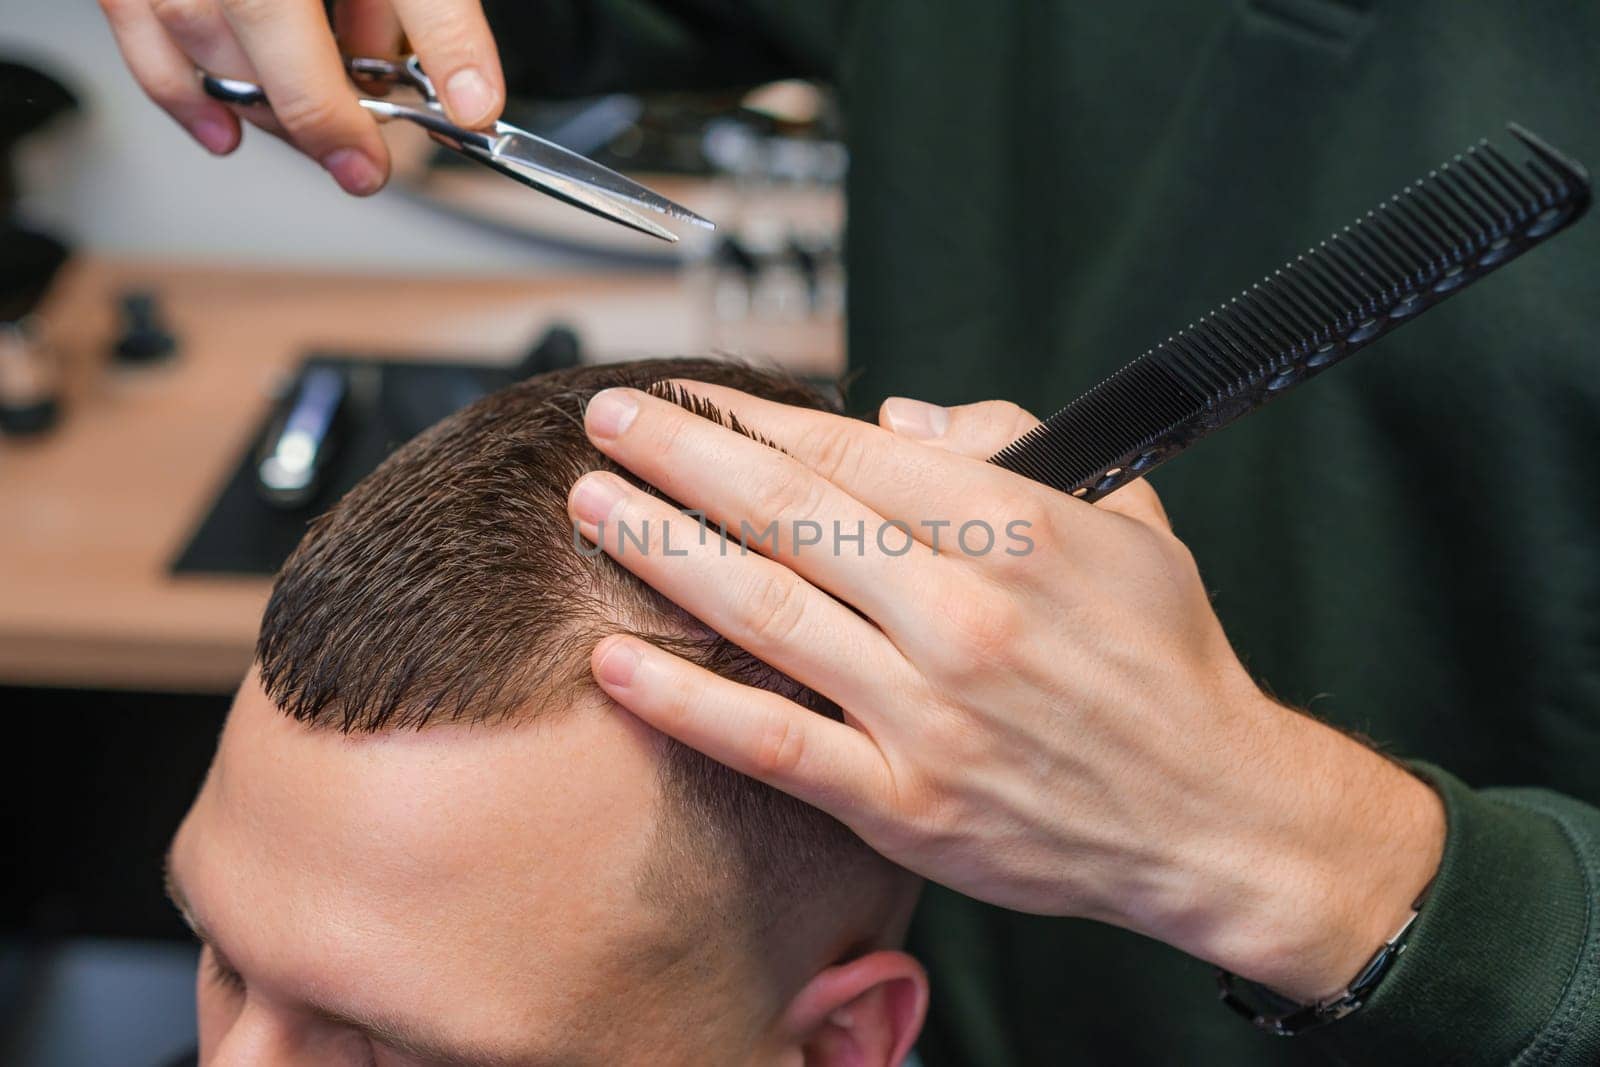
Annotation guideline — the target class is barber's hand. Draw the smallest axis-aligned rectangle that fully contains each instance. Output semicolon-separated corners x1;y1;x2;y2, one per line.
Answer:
568;384;1445;1004
98;0;504;194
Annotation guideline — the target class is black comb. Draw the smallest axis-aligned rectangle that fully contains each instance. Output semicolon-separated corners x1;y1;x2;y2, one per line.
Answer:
990;124;1591;501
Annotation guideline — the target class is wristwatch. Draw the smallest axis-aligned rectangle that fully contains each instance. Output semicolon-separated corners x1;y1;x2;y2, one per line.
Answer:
1216;879;1434;1036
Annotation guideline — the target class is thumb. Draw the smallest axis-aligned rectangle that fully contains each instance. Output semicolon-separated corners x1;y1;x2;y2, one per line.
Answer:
1096;477;1172;530
881;396;1174;531
878;398;1041;459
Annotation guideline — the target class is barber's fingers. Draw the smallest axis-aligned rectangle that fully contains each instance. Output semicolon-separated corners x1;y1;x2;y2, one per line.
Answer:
581;388;944;631
333;0;404;65
880;396;1173;530
880;397;1041;459
627;382;1070;555
218;0;390;194
390;0;504;127
567;471;922;721
152;0;253;80
147;0;296;141
591;635;892;820
100;0;241;154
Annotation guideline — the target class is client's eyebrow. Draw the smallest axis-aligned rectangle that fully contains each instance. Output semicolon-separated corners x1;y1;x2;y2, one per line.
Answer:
162;847;525;1067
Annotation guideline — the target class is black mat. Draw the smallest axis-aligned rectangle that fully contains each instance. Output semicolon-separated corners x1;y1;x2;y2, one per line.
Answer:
171;354;514;577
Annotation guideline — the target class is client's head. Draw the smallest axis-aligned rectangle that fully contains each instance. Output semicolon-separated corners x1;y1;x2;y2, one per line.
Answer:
168;359;926;1066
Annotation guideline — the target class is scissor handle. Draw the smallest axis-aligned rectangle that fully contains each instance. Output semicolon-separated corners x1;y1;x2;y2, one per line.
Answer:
345;54;437;101
198;54;436;110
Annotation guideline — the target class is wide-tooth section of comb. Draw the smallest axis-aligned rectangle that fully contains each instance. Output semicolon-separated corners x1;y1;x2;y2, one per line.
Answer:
990;124;1591;500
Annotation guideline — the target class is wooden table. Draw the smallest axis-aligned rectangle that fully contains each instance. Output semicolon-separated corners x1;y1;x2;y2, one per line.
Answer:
0;258;842;693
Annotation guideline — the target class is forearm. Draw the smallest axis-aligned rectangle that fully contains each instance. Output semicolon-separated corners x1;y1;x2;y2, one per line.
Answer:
481;0;830;99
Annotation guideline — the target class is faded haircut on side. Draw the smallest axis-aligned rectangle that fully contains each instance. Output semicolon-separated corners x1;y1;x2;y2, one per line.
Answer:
255;357;887;931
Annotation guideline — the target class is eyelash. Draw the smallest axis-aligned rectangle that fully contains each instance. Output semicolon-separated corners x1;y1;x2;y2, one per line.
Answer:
200;943;377;1066
205;946;247;995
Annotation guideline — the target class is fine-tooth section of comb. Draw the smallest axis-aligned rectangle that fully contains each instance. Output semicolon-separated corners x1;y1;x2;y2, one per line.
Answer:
990;124;1591;501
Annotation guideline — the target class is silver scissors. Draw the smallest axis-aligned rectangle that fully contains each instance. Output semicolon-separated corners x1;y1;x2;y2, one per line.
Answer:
200;55;714;243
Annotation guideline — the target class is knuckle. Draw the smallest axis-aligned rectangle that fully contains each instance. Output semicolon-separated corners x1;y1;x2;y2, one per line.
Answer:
1151;526;1201;582
415;10;489;63
999;400;1042;435
882;764;963;852
149;0;216;36
984;539;1033;579
935;592;1023;678
1131;486;1174;531
136;68;200;110
741;572;809;647
1005;492;1051;536
602;494;646;545
988;493;1054;565
795;423;865;486
870;783;932;853
969;399;1037;438
982;399;1028;424
660;668;706;726
916;784;967;845
751;713;805;780
751;461;827;527
268;90;346;138
99;0;141;22
649;406;696;459
217;0;273;24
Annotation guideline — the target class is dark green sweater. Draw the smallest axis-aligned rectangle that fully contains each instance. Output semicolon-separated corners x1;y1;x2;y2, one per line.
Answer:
487;2;1600;1061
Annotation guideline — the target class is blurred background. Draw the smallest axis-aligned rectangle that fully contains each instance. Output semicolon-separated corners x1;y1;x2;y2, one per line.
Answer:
1;5;844;1064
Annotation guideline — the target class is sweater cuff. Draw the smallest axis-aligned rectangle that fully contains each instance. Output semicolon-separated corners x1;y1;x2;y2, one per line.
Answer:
1307;762;1590;1064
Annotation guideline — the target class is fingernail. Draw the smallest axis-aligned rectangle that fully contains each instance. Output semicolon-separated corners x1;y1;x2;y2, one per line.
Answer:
321;148;384;196
596;639;642;687
586;389;638;440
882;397;949;439
191;117;235;155
445;67;495;125
570;473;626;525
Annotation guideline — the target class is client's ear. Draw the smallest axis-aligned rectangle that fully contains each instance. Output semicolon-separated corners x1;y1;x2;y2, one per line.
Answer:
780;950;928;1066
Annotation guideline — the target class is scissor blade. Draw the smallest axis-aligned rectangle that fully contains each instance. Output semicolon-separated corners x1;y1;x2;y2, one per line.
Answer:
464;145;681;242
490;128;715;231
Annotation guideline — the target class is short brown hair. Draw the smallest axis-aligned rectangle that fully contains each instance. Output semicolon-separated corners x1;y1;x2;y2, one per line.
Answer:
256;358;882;927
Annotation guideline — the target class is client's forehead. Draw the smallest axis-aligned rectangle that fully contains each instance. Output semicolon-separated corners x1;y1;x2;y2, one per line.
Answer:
174;670;709;1056
213;670;664;893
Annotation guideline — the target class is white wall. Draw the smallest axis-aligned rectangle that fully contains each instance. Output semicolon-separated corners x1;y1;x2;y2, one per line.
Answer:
1;0;563;272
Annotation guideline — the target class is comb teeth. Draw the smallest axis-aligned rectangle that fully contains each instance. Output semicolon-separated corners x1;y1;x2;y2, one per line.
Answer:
991;123;1591;500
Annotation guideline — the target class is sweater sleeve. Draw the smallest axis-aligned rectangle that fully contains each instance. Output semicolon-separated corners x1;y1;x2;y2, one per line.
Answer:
1309;763;1600;1065
479;1;835;100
